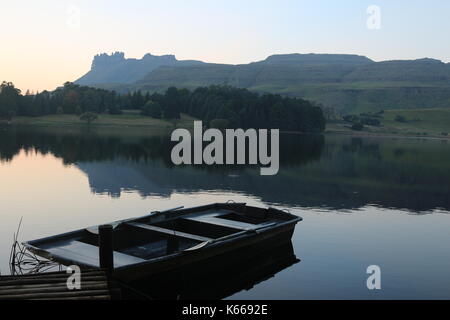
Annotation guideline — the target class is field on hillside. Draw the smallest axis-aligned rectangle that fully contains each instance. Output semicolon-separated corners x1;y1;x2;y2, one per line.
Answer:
327;108;450;137
382;109;450;134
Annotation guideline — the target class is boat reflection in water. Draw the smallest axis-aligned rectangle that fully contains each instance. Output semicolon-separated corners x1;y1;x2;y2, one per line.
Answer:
125;236;299;300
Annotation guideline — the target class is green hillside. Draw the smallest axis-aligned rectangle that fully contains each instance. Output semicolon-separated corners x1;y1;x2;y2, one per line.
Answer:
78;53;450;114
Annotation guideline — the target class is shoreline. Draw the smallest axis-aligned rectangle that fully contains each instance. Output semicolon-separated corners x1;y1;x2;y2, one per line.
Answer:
2;117;449;141
323;129;450;141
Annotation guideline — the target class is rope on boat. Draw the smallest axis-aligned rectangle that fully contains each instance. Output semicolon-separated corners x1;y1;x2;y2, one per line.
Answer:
9;217;62;275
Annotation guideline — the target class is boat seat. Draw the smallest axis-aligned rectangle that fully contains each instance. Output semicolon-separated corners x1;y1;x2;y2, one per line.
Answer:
45;240;145;268
126;222;213;242
183;215;270;231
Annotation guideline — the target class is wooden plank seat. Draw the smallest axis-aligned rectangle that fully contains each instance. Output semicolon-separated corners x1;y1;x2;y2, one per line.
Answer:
183;216;255;230
126;222;213;242
44;240;145;268
182;211;276;231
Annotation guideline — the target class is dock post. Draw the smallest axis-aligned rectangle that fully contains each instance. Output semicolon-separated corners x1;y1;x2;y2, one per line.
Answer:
99;224;114;277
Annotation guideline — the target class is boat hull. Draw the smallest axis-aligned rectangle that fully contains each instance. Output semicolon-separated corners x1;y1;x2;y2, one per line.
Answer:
126;232;299;299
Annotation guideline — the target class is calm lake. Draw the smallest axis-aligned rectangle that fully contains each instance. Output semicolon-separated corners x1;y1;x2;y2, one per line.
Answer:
1;125;449;299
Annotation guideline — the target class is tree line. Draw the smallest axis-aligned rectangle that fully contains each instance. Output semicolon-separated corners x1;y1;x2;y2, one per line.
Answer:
140;85;326;132
0;81;325;132
0;81;121;118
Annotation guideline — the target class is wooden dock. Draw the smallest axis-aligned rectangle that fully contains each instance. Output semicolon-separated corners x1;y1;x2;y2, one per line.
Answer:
0;269;118;300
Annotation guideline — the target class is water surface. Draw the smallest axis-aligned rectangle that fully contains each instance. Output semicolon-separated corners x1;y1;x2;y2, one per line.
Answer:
0;126;449;299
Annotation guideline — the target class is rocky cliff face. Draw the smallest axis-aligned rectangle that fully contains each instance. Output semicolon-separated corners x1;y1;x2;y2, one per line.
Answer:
76;52;202;85
262;53;373;65
91;52;126;69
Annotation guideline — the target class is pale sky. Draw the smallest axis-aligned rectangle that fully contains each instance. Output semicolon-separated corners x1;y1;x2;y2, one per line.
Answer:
1;0;449;92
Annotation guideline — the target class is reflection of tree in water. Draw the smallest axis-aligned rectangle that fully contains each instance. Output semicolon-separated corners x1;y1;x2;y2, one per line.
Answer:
0;127;173;164
343;137;382;160
1;126;450;213
0;126;324;168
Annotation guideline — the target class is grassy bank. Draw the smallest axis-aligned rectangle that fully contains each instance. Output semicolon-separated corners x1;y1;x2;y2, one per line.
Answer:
326;108;450;138
3;112;196;129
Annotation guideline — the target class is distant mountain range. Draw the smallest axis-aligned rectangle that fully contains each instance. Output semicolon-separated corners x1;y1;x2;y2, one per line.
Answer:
75;52;450;113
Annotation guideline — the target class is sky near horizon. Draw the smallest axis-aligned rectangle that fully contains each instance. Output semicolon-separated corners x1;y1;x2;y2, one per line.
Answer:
1;0;449;92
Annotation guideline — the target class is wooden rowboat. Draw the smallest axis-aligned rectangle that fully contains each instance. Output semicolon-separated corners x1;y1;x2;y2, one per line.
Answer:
23;203;301;281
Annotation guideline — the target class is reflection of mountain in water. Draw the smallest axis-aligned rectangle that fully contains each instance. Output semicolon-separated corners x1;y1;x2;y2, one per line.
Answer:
1;126;450;212
77;160;172;198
